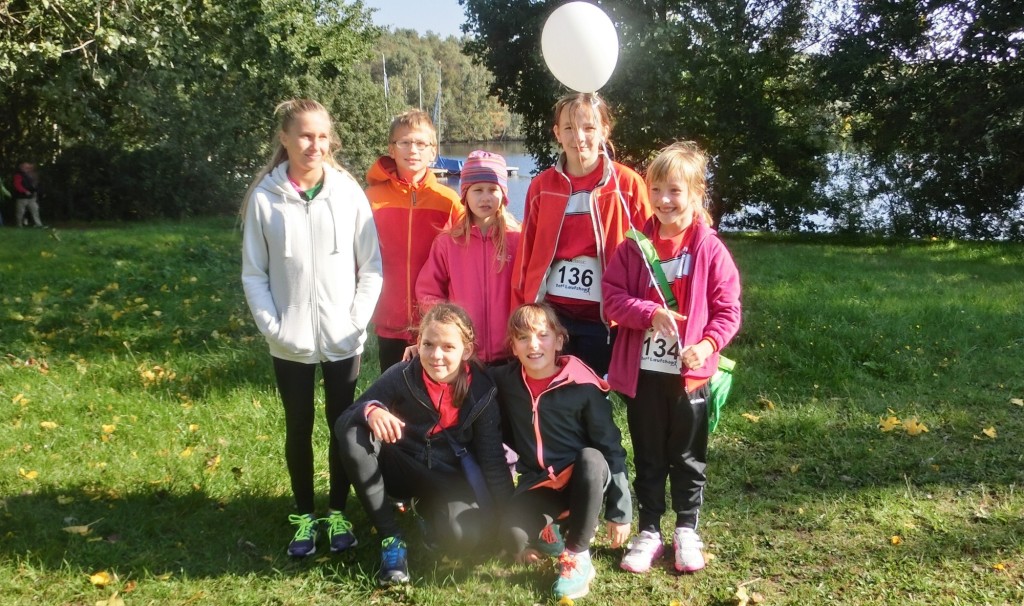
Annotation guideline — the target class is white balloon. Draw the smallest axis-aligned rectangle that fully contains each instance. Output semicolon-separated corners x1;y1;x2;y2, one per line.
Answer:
541;2;619;93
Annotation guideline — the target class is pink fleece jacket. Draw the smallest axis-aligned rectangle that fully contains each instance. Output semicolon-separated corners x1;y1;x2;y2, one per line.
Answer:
602;218;742;398
415;225;522;363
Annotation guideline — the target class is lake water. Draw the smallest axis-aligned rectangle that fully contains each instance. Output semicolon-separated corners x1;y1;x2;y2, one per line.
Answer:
437;140;538;220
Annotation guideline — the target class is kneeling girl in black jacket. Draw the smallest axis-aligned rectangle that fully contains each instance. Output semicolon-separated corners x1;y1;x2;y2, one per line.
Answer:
335;303;514;586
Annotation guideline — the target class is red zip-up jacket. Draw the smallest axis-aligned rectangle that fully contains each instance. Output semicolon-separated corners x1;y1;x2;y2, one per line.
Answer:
510;155;650;325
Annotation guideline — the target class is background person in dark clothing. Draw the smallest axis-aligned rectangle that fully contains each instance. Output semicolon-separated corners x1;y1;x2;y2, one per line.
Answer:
13;162;44;227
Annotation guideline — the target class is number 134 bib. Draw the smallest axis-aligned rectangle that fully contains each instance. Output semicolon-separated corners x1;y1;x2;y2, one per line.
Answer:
640;328;681;373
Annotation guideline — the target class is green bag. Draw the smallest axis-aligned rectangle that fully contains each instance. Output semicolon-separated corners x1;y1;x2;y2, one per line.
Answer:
707;355;735;433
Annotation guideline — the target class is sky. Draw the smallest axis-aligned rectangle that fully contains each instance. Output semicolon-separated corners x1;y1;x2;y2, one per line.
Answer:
361;0;468;38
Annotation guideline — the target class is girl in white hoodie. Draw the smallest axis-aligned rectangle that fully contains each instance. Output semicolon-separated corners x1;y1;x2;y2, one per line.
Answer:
241;99;383;558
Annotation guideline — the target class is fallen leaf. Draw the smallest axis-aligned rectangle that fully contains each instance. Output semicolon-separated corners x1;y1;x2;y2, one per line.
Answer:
39;421;58;430
95;592;124;606
64;518;103;536
993;562;1006;571
890;535;903;545
878;415;901;432
982;426;997;439
751;592;765;604
903;417;928;436
734;586;750;606
741;413;760;423
180;446;194;458
57;495;75;505
102;424;116;434
89;571;113;587
1010;398;1023;407
789;464;800;473
18;468;38;480
757;396;775;410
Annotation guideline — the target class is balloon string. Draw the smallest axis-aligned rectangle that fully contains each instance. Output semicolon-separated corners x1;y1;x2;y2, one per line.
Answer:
599;141;670;313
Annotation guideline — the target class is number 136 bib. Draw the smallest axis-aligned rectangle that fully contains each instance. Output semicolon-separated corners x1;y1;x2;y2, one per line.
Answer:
546;256;602;302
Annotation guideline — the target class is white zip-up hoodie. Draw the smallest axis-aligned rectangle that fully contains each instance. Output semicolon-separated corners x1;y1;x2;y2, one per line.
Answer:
242;162;383;363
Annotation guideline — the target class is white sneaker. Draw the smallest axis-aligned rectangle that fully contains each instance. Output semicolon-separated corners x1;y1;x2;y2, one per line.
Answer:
619;530;664;573
673;527;705;572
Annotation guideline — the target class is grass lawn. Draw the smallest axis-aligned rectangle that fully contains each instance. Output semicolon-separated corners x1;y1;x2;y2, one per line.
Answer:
1;218;1022;605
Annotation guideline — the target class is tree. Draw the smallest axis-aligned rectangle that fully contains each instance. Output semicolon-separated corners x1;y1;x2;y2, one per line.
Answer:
822;0;1024;238
365;29;520;143
0;0;384;220
463;0;833;228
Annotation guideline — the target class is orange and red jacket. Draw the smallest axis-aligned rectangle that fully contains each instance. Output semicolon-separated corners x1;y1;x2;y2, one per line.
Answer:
365;156;463;341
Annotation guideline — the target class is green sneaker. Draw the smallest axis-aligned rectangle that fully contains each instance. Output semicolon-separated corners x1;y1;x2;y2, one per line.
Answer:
533;522;565;558
324;510;358;553
552;551;596;600
287;513;318;557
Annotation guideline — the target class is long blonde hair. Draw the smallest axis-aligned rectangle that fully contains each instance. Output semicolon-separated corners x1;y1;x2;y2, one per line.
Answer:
646;141;713;226
239;99;345;220
448;206;520;272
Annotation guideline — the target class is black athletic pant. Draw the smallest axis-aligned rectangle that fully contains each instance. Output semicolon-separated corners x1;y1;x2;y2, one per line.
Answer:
505;447;609;554
272;356;360;514
626;371;709;532
336;414;484;551
376;336;412;374
554;313;617;378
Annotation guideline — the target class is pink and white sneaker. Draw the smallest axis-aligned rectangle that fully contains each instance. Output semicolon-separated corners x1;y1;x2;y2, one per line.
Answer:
620;530;665;573
673;527;706;573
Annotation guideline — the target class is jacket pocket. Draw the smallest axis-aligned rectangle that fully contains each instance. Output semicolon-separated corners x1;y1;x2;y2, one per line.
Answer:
321;306;362;357
272;304;316;356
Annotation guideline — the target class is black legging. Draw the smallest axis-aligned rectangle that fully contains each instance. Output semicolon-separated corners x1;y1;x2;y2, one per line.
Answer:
336;414;485;551
272;356;360;514
504;447;609;554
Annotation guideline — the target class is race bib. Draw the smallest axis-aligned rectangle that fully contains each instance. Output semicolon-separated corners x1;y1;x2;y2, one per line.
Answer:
546;256;602;302
640;328;681;373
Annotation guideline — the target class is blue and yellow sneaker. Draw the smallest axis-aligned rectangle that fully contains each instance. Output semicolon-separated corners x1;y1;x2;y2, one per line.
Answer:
378;536;410;586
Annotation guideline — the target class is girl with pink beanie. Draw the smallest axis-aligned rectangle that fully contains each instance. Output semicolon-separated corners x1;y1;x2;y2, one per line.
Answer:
416;151;521;364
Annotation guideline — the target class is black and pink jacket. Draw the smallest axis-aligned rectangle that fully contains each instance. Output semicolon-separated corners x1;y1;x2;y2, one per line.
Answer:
489;355;632;525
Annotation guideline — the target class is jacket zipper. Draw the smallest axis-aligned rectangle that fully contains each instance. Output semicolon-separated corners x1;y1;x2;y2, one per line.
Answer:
304;201;324;360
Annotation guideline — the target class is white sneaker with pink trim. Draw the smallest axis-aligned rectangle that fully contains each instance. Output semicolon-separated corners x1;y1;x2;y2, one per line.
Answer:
620;530;664;573
673;527;706;572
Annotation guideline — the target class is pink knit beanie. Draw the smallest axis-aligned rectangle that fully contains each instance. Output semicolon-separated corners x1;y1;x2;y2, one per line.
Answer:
460;150;508;203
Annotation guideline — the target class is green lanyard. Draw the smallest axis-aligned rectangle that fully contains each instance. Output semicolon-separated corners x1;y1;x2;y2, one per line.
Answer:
625;228;678;309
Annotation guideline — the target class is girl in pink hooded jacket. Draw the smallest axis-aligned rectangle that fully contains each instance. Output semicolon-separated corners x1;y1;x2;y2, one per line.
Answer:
602;142;741;576
416;151;521;364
